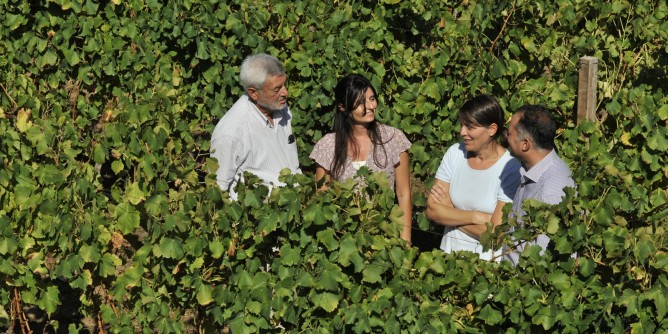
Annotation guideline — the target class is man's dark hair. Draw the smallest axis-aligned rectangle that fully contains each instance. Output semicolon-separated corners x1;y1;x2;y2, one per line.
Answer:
515;105;556;151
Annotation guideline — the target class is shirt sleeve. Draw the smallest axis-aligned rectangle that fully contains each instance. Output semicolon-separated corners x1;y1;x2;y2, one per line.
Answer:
538;176;575;205
498;157;522;203
210;133;246;191
309;134;335;171
434;143;460;183
389;127;411;166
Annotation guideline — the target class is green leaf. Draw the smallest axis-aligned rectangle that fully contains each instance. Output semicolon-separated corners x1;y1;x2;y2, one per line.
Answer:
227;202;243;221
246;300;263;315
362;264;384;283
145;195;167;217
311;292;340;312
25;126;50;155
533;304;557;330
189;257;204;271
422;82;441;101
0;237;18;255
16;109;33;132
593;206;614;226
158;237;185;259
38;286;60;315
546;216;559;234
126;182;145;205
547;271;571;290
279;245;301;266
257;212;279;235
317;264;342;292
79;243;100;263
71;270;93;290
197;283;214;306
651;252;668;270
111;160;124;174
490;60;507;78
477;304;503;325
117;264;143;289
579;257;595;277
39;51;58;67
115;203;140;234
99;253;121;277
560;289;577;308
658;104;668;120
368;60;386;78
337;237;364;270
63;47;81;66
317;229;339;251
92;143;106;163
209;240;224;259
6;13;27;30
647;130;668;150
635;238;655;263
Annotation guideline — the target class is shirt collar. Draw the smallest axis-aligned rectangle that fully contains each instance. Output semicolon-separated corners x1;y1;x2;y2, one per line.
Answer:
245;94;284;128
521;149;558;183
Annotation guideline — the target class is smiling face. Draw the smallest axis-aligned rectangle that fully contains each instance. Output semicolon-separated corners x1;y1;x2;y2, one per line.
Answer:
507;112;526;159
349;87;377;124
248;74;288;115
459;122;497;153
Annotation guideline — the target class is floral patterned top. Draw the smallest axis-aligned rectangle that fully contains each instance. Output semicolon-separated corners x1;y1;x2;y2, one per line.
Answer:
310;124;411;189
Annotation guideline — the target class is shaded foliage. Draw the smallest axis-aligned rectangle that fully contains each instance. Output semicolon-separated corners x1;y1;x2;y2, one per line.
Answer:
0;0;666;332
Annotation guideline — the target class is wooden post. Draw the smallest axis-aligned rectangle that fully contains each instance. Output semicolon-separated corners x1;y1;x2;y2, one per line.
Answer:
577;56;598;124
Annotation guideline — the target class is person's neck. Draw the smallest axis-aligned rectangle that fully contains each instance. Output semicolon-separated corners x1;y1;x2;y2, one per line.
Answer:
470;141;502;162
256;105;275;126
523;149;552;170
352;123;369;138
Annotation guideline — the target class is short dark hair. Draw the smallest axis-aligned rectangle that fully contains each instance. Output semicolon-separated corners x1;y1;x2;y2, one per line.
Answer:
514;105;556;151
458;94;505;141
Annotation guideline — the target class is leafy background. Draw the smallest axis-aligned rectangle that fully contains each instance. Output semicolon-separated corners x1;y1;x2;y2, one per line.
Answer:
0;0;666;332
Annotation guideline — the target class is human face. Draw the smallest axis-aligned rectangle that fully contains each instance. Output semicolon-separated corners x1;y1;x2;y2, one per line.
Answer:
459;122;495;153
507;113;525;159
250;74;288;115
350;87;377;124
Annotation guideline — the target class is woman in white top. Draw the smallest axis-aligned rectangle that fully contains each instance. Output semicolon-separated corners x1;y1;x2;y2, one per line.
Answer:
426;95;521;261
310;74;412;242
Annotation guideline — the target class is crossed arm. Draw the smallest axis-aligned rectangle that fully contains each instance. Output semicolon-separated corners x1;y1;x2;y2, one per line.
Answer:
425;179;506;239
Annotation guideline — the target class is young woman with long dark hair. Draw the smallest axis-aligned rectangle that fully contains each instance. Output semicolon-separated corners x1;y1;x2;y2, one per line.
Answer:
310;74;412;243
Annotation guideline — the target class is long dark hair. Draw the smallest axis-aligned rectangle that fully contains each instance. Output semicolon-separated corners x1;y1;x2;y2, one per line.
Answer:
330;74;388;180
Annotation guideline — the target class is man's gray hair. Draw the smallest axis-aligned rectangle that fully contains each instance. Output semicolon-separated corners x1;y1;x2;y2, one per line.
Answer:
239;53;285;90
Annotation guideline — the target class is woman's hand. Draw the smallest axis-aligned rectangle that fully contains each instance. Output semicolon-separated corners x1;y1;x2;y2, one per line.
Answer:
429;182;450;204
472;212;493;225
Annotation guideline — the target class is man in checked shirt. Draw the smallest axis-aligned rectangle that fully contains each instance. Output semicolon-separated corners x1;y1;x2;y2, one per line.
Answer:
504;105;575;265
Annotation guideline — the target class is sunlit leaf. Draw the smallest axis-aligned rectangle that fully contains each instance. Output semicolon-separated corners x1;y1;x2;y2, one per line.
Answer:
115;203;140;234
158;237;185;260
311;292;340;312
197;283;214;306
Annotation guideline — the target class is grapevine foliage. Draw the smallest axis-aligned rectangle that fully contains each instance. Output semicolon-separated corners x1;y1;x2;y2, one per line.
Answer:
0;0;666;332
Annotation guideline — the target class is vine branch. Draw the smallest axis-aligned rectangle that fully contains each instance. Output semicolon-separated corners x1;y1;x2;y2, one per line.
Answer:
0;82;17;109
489;2;516;53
